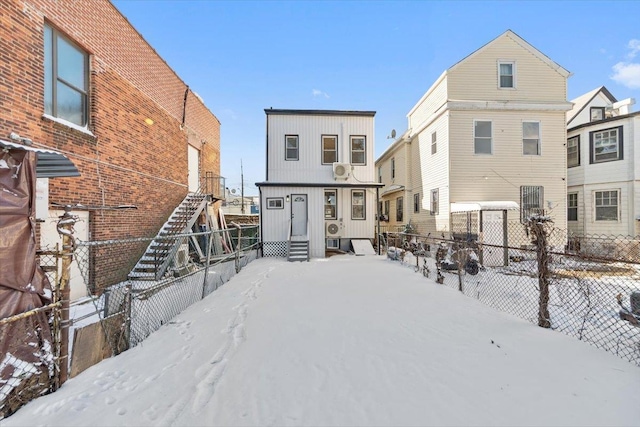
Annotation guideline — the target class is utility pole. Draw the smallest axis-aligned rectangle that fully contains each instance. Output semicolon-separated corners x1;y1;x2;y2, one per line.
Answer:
241;159;245;214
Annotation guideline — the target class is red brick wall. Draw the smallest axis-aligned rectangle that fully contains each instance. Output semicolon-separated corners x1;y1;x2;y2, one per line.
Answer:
1;0;221;290
1;0;221;241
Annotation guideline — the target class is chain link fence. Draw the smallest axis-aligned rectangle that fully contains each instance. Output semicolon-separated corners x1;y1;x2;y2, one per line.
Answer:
0;247;62;419
382;219;640;366
73;225;260;353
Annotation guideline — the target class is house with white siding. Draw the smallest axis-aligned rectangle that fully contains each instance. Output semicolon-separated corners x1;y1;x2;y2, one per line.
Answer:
376;29;572;264
257;109;383;260
566;86;639;237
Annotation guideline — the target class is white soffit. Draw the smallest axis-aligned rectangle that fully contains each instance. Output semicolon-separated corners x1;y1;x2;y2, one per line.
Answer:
451;201;519;213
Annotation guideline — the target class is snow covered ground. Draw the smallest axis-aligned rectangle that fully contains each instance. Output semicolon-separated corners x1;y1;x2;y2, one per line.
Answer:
3;255;639;427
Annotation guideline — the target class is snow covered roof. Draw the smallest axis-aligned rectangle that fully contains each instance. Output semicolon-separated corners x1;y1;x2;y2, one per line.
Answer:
451;201;519;212
381;184;404;196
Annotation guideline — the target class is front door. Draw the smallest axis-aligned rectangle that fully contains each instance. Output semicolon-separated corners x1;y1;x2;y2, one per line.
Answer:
291;194;307;237
188;145;200;192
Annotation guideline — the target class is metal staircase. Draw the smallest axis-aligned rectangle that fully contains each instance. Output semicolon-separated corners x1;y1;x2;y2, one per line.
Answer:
287;238;309;262
128;192;208;281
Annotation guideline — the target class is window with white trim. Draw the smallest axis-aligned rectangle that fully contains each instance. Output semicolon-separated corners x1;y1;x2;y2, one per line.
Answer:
378;166;382;183
266;198;284;209
590;107;605;122
285;135;299;161
431;131;437;155
523;121;540;155
474;120;492;154
595;190;618;221
498;61;515;88
567;136;580;168
44;24;89;127
391;157;395;179
413;193;420;213
324;189;337;219
590;126;623;164
430;189;439;215
567;193;578;221
351;190;365;220
326;238;339;249
396;196;403;222
520;185;544;222
322;135;337;164
350;136;366;165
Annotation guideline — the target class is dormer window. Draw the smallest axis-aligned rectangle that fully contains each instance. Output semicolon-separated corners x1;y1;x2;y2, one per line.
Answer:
498;61;515;88
590;107;605;122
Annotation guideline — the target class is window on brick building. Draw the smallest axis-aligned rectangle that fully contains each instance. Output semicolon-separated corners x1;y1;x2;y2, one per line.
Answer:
44;24;89;127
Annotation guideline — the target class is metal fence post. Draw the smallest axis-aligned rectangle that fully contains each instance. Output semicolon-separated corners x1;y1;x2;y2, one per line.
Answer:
56;207;77;384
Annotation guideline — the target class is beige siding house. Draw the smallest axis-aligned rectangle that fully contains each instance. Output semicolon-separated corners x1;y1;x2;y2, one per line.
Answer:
376;30;572;258
566;86;639;237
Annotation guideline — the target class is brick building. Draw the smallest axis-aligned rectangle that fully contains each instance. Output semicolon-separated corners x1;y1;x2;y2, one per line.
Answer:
1;0;222;296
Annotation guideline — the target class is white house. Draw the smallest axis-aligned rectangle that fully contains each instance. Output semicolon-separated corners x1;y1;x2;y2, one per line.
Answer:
256;109;383;260
376;29;573;262
566;86;639;237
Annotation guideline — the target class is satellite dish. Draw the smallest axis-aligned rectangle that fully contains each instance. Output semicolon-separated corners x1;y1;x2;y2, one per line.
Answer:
391;129;396;138
231;189;236;194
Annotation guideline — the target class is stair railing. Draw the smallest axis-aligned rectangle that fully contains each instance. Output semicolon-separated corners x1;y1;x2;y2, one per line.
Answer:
153;186;207;280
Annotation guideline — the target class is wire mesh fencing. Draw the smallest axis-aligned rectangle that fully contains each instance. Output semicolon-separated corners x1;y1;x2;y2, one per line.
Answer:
382;222;640;366
0;246;62;420
73;225;260;353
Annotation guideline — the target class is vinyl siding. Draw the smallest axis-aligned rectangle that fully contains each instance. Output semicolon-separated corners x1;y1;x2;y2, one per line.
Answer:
447;34;567;103
266;114;375;184
567;115;639;235
407;113;450;234
448;110;567;229
260;186;377;258
407;75;448;132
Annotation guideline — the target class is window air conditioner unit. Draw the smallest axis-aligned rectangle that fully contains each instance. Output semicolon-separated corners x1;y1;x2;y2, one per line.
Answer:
333;162;350;180
326;220;342;237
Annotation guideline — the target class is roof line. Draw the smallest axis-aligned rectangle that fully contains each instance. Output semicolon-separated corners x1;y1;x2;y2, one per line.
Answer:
567;86;618;126
448;29;571;78
264;109;376;117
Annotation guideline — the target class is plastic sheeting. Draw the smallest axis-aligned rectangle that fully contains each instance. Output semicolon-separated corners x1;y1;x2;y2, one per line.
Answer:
0;148;54;408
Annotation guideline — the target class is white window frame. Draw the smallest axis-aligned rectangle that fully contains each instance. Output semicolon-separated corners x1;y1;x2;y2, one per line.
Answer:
350;135;366;165
590;126;623;164
326;238;340;249
567;193;578;222
321;135;338;165
594;190;619;221
396;196;403;222
413;193;420;213
567;135;580;168
431;131;437;155
474;120;493;155
498;60;516;89
430;189;439;215
285;135;299;161
520;185;544;223
44;24;90;127
324;189;337;219
523;121;541;156
266;197;284;209
391;157;395;179
351;189;365;220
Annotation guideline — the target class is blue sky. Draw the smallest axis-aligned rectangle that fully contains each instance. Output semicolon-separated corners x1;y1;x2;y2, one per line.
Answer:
112;0;640;196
